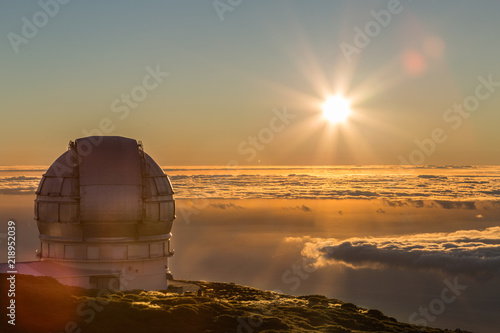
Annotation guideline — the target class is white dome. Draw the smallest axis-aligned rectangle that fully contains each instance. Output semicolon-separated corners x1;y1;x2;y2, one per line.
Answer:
35;136;175;258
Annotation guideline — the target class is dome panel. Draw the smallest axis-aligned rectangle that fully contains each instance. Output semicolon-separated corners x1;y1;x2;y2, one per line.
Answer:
60;177;79;197
144;153;167;176
80;185;142;222
38;177;63;196
77;137;144;223
44;150;78;178
59;204;78;223
76;137;142;186
155;176;174;195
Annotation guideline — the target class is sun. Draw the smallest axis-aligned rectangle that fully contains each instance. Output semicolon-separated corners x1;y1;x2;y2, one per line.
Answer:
321;95;351;124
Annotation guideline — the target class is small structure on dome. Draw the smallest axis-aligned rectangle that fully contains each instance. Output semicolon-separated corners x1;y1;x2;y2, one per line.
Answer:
5;136;176;290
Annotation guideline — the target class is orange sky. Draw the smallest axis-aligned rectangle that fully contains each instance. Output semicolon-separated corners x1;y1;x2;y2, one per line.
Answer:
2;1;500;166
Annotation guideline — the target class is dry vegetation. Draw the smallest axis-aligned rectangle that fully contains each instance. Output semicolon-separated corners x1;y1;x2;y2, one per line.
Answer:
0;274;471;333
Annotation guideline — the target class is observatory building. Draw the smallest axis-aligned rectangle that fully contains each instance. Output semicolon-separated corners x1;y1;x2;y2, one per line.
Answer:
6;136;176;290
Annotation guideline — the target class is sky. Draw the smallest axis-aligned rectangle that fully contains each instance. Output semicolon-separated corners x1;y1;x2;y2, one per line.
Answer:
1;0;500;166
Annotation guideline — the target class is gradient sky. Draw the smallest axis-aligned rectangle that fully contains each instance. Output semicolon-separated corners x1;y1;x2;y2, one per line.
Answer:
1;0;500;166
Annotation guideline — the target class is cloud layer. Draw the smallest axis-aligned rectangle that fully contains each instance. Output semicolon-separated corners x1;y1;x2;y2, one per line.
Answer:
297;227;500;278
2;166;500;202
0;176;39;194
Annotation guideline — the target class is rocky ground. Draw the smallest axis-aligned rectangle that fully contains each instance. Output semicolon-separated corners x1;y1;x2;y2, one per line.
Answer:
0;274;471;333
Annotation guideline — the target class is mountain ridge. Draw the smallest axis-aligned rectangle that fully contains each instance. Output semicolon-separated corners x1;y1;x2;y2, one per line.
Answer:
0;274;472;333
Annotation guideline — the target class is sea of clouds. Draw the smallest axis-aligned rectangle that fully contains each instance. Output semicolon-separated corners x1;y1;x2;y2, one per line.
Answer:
2;165;500;203
292;227;500;278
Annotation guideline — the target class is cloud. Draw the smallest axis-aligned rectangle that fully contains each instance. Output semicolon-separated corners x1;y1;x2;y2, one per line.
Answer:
0;166;47;172
0;176;40;182
434;200;476;210
417;175;448;180
161;166;500;200
0;188;37;195
283;205;312;213
299;227;500;278
208;203;244;210
382;199;478;210
382;199;425;208
482;189;500;195
300;205;312;212
0;175;40;195
3;166;500;203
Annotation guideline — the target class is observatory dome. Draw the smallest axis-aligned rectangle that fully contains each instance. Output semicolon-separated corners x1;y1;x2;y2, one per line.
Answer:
34;136;176;290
